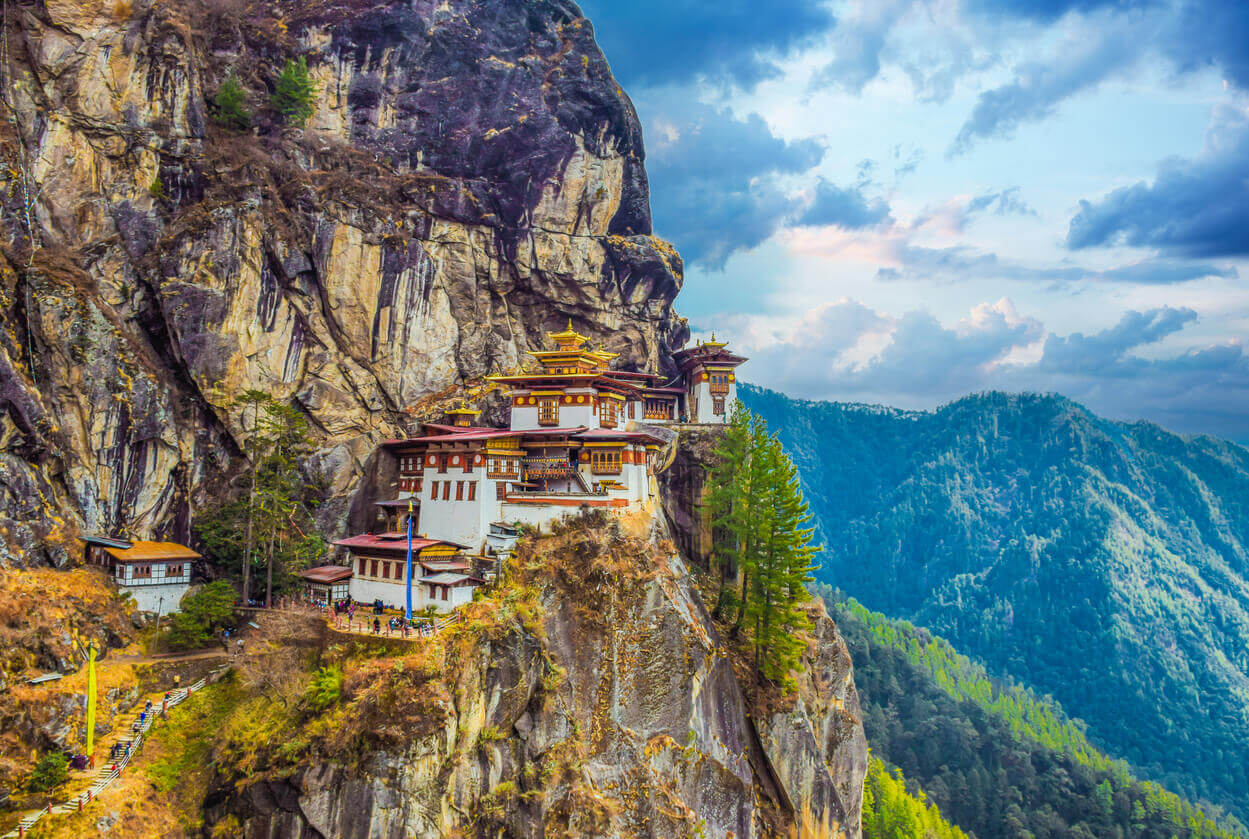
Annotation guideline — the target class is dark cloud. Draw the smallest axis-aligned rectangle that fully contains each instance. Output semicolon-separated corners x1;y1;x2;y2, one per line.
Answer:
641;98;825;268
797;179;893;229
1165;0;1249;89
964;0;1156;23
1066;106;1249;258
1038;306;1197;374
949;32;1134;154
576;0;835;90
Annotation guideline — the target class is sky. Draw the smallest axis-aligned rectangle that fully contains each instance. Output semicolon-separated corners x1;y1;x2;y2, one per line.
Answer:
575;0;1249;441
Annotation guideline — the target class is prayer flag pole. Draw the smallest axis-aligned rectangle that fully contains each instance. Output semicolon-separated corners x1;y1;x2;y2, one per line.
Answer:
85;641;98;762
404;498;415;621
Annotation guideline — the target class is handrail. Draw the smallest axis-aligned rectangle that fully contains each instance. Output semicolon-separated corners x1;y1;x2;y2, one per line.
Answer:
3;667;226;838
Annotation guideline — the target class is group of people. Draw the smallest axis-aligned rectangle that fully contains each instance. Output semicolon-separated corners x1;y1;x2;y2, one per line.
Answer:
327;600;435;638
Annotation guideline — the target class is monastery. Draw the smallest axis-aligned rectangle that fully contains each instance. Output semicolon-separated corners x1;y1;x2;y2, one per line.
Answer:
305;324;747;613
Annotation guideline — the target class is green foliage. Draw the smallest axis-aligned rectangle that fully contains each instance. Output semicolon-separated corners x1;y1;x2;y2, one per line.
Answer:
212;73;251;129
270;57;317;127
706;403;817;687
303;666;343;712
826;590;1246;839
195;390;325;605
26;751;68;792
148;173;167;199
742;384;1249;819
166;581;237;649
863;757;970;839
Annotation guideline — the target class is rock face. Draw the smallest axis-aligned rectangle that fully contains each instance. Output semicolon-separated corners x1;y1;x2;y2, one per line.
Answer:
0;0;686;565
209;515;867;838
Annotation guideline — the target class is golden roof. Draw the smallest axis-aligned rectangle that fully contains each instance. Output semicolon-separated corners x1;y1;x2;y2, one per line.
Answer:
547;318;589;349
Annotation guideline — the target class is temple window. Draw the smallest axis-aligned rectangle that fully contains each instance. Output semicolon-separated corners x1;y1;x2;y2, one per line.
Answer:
591;449;622;475
456;481;465;501
713;396;726;414
599;399;619;427
430;480;439;499
538;398;558;426
468;482;477;501
442;482;452;500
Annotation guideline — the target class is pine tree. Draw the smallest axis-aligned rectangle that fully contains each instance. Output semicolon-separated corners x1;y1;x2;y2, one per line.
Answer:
707;404;820;688
706;404;751;617
271;57;318;127
212;73;251;130
747;430;817;687
732;415;776;635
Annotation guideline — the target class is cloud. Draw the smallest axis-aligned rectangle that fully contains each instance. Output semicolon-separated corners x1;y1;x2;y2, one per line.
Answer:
796;179;893;228
1066;104;1249;257
966;187;1035;218
746;298;1042;400
641;97;826;268
949;27;1137;154
738;299;1249;438
1038;306;1197;374
576;0;835;90
1164;0;1249;89
964;0;1157;24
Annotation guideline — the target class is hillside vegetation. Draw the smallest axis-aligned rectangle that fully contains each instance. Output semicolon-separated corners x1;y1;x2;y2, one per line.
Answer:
741;385;1249;820
826;591;1244;838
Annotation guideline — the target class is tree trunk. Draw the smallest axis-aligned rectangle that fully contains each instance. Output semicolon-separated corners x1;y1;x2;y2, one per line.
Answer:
241;406;259;604
733;568;750;636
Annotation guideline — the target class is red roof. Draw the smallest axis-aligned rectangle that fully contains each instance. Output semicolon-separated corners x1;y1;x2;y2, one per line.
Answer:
299;565;353;583
332;533;466;552
420;423;500;434
575;428;666;443
383;429;516;446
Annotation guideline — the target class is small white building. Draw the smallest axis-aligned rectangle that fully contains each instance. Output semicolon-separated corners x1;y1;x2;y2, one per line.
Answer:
333;533;482;614
83;537;198;613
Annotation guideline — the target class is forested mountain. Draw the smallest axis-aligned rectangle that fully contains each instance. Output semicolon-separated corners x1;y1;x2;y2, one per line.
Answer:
741;385;1249;821
826;591;1244;839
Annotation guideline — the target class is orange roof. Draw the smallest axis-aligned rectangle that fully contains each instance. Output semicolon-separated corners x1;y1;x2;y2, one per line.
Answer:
103;541;201;563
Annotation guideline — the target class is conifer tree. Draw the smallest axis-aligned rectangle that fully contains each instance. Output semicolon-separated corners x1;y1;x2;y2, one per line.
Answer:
212;73;252;130
706;404;751;616
747;430;817;686
271;57;318;127
707;404;820;688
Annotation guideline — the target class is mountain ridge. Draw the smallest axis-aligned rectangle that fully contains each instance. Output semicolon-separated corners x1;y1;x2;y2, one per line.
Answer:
741;382;1249;821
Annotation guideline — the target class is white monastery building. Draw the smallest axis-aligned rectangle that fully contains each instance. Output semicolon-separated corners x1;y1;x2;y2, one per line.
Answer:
314;323;747;612
82;536;198;613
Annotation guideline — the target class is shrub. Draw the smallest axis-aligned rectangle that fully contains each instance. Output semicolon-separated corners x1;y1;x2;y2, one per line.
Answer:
304;665;343;712
271;57;317;127
27;751;68;792
167;581;237;649
148;174;167;199
212;74;252;130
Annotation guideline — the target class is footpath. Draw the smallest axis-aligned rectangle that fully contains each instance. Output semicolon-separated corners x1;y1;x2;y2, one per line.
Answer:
2;664;231;839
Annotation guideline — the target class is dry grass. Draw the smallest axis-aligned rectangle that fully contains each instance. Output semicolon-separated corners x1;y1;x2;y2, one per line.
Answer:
0;568;134;790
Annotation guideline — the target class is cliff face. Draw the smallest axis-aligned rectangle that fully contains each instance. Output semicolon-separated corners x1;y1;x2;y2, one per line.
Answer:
206;514;866;839
0;0;686;565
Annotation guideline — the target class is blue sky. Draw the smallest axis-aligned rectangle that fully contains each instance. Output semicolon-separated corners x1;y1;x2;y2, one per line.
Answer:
577;0;1249;440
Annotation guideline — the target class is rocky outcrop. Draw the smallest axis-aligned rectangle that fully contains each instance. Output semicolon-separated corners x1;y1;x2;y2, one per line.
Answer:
209;513;867;838
0;0;686;565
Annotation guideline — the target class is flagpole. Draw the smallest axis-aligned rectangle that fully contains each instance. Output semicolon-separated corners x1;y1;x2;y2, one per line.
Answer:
85;641;97;766
404;498;414;621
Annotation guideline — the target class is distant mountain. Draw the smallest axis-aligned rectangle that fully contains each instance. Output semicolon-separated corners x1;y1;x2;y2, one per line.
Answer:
741;385;1249;821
